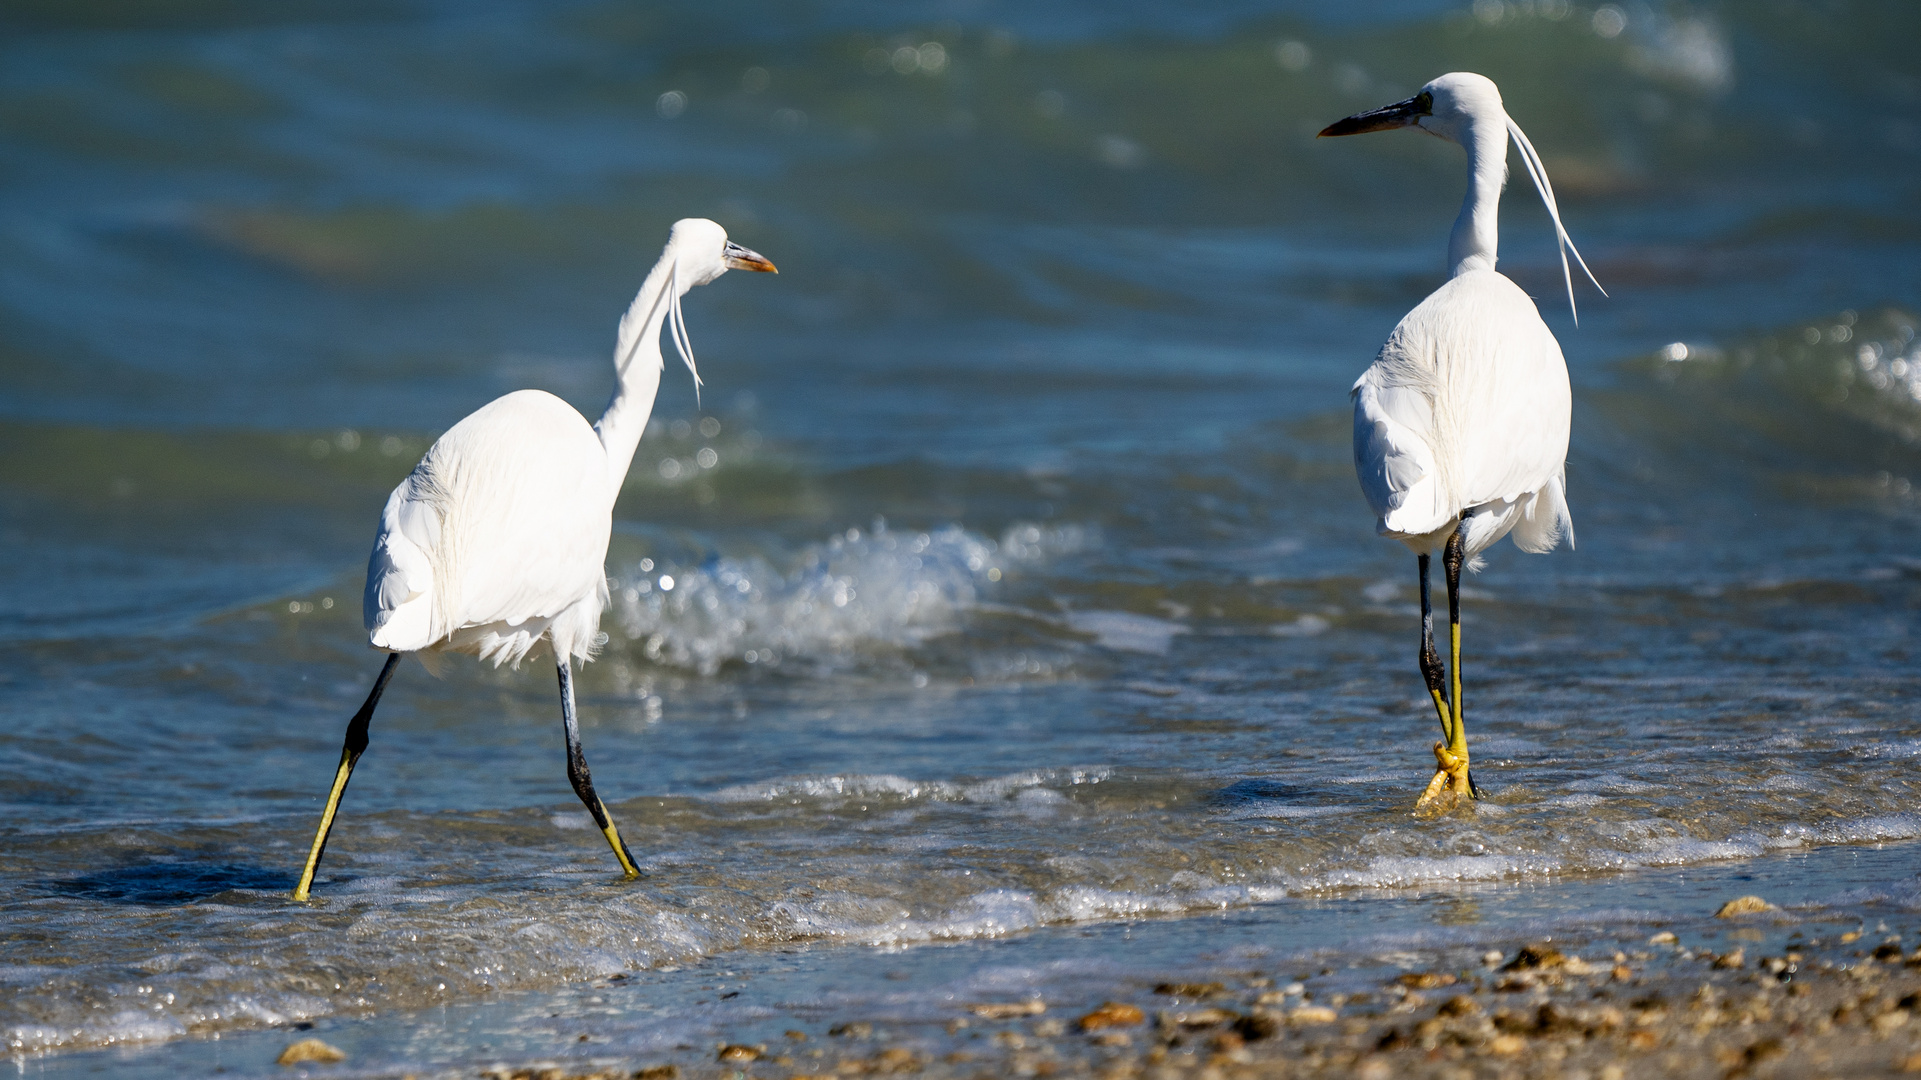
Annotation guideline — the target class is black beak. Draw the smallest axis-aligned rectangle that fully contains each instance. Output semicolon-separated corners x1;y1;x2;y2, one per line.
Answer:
1318;91;1432;138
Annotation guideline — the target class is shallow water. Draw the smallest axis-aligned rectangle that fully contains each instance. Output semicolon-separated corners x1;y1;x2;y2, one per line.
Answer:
4;0;1921;1062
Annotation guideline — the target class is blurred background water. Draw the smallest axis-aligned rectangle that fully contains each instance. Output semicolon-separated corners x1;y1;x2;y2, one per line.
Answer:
4;0;1921;1062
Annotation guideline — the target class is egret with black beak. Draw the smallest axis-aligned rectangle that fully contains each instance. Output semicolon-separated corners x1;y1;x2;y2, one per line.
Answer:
1320;73;1601;808
292;218;776;900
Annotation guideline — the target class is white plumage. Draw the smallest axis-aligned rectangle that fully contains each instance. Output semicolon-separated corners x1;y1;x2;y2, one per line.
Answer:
1351;269;1574;561
365;389;613;668
1320;72;1601;806
292;217;776;900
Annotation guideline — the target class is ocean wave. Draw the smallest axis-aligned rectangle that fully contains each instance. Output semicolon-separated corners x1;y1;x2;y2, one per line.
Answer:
1623;307;1921;482
607;521;1091;676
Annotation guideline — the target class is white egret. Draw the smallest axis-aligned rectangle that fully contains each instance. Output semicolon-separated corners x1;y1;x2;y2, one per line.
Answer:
1319;73;1601;808
292;218;776;900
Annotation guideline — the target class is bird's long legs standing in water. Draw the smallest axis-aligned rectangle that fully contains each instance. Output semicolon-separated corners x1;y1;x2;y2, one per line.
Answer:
1417;518;1480;808
294;652;401;901
558;660;641;878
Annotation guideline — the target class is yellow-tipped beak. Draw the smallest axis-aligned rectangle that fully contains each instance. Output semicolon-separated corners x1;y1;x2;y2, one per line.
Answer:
723;241;777;273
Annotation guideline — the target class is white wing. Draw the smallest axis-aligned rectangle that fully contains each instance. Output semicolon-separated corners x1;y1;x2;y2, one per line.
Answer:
1351;378;1446;537
363;389;615;664
363;476;440;652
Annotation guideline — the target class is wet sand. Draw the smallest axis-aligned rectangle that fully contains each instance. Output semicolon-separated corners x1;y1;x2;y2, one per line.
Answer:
495;919;1919;1080
201;854;1921;1080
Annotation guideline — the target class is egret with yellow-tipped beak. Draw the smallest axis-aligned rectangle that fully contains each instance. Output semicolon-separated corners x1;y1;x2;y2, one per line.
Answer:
1320;73;1601;808
292;218;776;900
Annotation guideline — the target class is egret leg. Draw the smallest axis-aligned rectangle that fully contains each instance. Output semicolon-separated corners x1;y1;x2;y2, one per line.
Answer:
293;652;401;901
1415;553;1457;809
1441;519;1479;801
1417;553;1454;740
558;660;641;878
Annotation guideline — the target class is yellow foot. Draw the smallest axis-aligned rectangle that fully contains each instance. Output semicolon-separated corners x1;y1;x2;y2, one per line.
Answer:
1413;742;1474;812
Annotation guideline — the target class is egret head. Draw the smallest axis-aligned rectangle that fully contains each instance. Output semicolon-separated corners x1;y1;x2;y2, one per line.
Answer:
1316;72;1504;145
1317;73;1604;321
666;217;778;288
645;219;776;400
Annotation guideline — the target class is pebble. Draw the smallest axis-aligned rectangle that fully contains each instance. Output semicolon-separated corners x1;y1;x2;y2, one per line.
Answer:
1163;1007;1238;1027
275;1038;345;1066
969;1000;1045;1019
1715;895;1778;917
1078;1002;1145;1031
1153;981;1225;997
828;1021;873;1038
1503;944;1565;971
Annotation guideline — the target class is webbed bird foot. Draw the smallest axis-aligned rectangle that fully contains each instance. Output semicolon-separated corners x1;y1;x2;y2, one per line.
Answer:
1414;742;1475;812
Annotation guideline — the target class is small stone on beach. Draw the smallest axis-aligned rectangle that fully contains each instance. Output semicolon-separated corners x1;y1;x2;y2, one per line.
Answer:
716;1044;760;1062
828;1021;874;1038
276;1038;345;1065
1715;895;1777;917
1153;981;1225;997
1078;1002;1145;1031
1164;1006;1237;1027
1502;944;1565;971
968;1000;1044;1019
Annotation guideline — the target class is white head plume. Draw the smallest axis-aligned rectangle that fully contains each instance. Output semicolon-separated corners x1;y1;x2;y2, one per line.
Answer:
1504;116;1606;324
668;259;703;405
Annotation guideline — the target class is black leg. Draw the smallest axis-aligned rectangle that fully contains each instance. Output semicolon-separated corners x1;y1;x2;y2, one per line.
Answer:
558;660;641;878
294;651;401;900
1418;553;1452;743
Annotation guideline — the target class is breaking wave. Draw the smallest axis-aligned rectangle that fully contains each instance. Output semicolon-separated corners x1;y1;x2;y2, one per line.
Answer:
606;521;1090;675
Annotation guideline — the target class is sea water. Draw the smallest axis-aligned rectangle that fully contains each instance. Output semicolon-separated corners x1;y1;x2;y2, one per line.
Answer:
3;0;1920;1065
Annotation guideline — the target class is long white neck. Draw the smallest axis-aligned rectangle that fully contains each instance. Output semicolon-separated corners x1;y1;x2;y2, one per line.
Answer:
1447;112;1508;277
594;252;679;496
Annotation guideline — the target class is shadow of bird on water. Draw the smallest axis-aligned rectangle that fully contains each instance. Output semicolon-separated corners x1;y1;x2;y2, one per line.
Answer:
42;862;300;906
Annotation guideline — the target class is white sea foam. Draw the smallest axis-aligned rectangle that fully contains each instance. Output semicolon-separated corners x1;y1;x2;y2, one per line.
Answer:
610;521;1090;675
1316;854;1565;890
1064;609;1188;654
708;767;1111;806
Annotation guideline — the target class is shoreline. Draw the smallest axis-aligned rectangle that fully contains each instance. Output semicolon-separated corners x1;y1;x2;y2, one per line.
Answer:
17;840;1921;1079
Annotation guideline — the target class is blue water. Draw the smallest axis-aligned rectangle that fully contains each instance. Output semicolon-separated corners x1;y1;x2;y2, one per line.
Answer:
4;0;1921;1062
